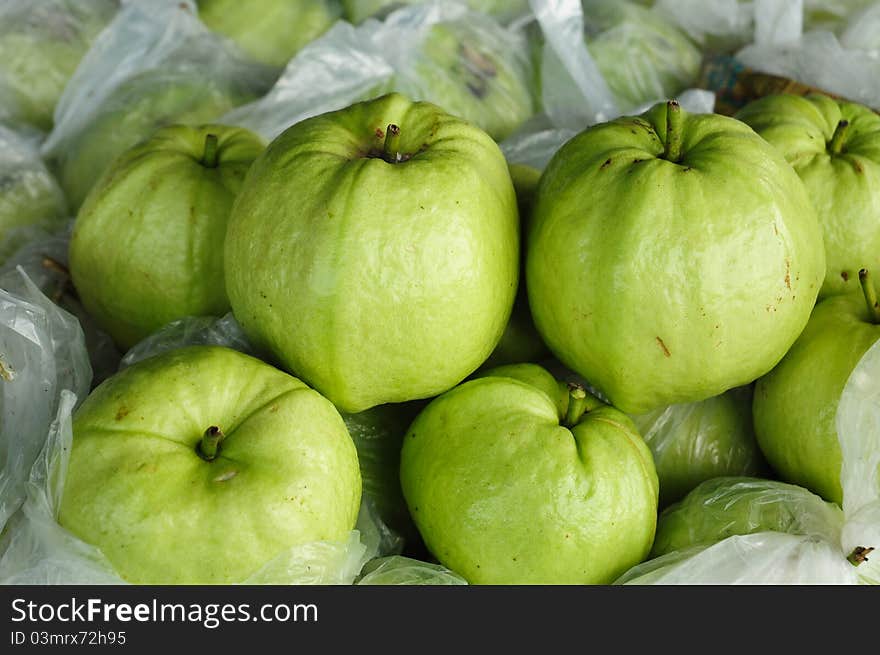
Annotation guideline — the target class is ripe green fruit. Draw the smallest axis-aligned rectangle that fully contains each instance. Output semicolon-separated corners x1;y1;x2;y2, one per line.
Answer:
400;364;659;584
527;100;826;414
49;71;262;211
225;93;519;413
196;0;341;68
753;270;880;504
69;124;265;350
630;386;768;508
736;93;880;298
58;345;362;584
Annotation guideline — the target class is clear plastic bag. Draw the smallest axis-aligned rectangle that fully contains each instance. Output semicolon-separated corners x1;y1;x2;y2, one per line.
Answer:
0;0;120;132
343;0;531;25
356;556;468;585
735;1;880;111
0;268;91;535
223;1;538;142
616;336;880;585
41;0;276;210
0;126;68;267
838;3;880;55
630;387;769;507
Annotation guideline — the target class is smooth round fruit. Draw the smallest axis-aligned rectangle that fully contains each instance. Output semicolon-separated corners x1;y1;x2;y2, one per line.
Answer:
736;93;880;298
69;123;265;350
527;100;826;414
225;92;519;413
58;345;362;585
400;366;659;584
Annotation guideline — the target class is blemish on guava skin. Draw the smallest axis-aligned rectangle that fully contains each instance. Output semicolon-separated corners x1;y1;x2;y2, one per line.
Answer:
213;470;237;483
375;128;384;139
116;406;130;421
655;337;671;358
600;158;612;170
269;405;279;413
842;271;850;282
854;160;864;174
785;260;791;290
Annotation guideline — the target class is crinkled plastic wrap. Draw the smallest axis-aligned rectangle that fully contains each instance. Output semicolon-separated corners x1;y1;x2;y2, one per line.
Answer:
616;337;880;585
735;1;880;111
0;0;119;132
630;387;768;507
0;269;91;535
343;0;531;25
40;0;276;210
839;3;880;54
0;224;122;386
223;1;537;142
356;556;468;585
0;126;68;266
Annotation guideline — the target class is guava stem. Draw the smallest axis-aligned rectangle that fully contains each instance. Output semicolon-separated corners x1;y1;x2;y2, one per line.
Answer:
202;133;220;168
858;269;880;324
383;124;402;163
829;120;850;155
846;545;874;566
198;426;225;461
663;100;683;163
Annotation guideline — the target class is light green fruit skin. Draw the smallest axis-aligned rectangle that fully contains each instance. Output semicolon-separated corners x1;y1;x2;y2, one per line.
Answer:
752;292;880;505
527;102;826;415
583;0;702;110
397;21;536;142
735;94;880;299
400;374;659;584
58;345;362;585
225;92;519;413
630;386;768;508
51;73;259;211
69;124;265;351
196;0;341;69
482;163;549;369
650;476;845;558
474;362;570;417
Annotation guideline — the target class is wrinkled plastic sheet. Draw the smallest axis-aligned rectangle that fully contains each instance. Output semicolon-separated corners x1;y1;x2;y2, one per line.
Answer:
223;1;537;142
617;336;880;585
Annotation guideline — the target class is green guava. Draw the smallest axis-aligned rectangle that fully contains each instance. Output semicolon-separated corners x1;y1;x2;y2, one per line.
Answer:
630;386;769;508
527;100;826;414
68;123;265;350
582;0;703;111
399;364;659;584
736;93;880;299
752;275;880;504
58;345;362;584
649;476;845;558
196;0;341;68
48;70;262;211
224;92;519;413
0;0;119;131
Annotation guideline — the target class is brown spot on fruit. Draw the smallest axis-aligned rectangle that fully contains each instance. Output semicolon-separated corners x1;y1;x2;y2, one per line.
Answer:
375;127;384;139
854;160;864;174
116;406;130;421
785;260;791;290
841;271;850;281
601;158;612;169
656;337;671;357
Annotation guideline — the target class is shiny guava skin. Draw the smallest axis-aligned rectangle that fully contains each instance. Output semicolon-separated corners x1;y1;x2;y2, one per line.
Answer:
196;0;341;69
69;124;265;351
649;476;845;558
752;290;880;505
58;345;362;585
49;71;261;211
630;386;768;508
225;92;519;414
736;93;880;299
399;364;659;584
527;101;826;415
481;163;549;369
